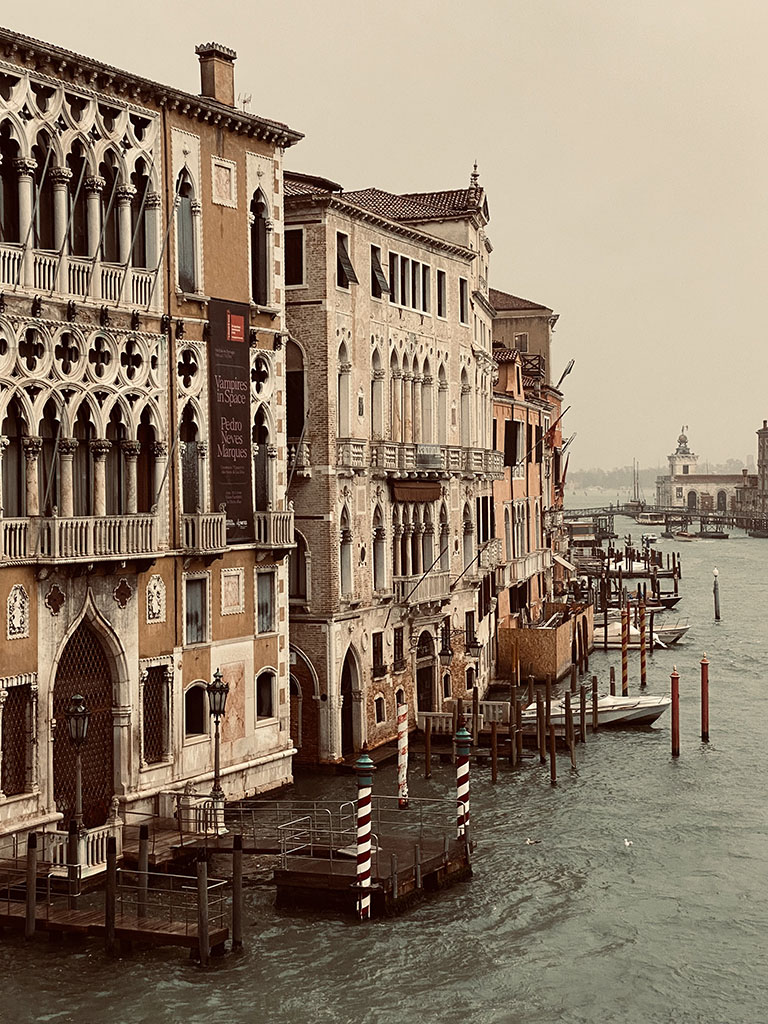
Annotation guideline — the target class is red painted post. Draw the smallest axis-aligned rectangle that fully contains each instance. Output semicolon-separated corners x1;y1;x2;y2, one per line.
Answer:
639;601;647;688
671;667;680;758
700;655;709;743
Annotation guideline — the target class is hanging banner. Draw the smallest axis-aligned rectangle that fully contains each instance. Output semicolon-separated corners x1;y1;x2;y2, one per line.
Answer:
208;298;253;543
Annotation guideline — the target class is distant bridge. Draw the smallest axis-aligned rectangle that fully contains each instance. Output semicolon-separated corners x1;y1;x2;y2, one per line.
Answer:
563;503;768;533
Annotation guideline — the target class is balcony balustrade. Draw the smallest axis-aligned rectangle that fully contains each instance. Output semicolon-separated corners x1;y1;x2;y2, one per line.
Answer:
287;438;312;478
337;438;368;471
181;512;227;552
253;509;294;548
1;513;156;562
393;569;451;605
370;440;503;479
496;548;553;588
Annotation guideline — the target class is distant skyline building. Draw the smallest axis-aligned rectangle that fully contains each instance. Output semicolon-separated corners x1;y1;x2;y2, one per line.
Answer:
656;429;749;512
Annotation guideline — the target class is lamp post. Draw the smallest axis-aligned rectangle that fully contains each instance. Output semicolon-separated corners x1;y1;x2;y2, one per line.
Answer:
206;668;229;803
65;694;90;832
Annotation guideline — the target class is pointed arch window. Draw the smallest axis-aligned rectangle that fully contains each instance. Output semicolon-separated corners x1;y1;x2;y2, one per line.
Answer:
250;189;269;306
32;132;55;251
340;506;353;597
0;120;20;244
373;506;386;592
180;404;200;515
1;399;26;517
176;169;196;294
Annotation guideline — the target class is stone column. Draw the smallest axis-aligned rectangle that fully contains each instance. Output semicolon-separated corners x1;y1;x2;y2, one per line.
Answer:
0;689;7;799
15;158;37;288
403;374;413;443
50;167;72;291
144;191;162;275
90;439;111;517
391;371;402;442
392;524;402;577
58;439;78;518
150;441;167;511
196;441;208;513
116;184;136;266
413;524;424;576
412;375;422;444
190;200;203;294
22;437;42;517
122;440;141;514
85;175;105;299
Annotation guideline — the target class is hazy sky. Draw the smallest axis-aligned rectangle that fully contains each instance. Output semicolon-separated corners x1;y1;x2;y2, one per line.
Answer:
4;1;767;471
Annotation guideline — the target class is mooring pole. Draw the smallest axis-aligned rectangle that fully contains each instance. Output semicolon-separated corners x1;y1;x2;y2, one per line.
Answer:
232;834;243;950
355;746;376;921
138;823;149;920
700;655;710;743
671;667;680;758
549;723;557;786
621;603;629;696
196;849;210;967
25;832;37;939
592;675;599;732
491;720;498;784
424;717;432;779
455;718;471;838
105;835;117;956
397;702;409;809
713;568;721;621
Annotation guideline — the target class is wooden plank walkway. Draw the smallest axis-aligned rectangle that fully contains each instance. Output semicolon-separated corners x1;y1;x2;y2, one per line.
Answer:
0;901;228;949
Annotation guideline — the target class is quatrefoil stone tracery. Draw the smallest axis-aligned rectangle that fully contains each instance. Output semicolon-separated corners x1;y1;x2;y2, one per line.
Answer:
177;348;199;390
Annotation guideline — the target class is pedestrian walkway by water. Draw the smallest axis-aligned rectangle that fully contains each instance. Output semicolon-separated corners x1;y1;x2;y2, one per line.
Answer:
2;520;768;1024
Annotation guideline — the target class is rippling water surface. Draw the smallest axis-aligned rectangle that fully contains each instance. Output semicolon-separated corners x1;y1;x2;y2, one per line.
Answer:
3;521;768;1023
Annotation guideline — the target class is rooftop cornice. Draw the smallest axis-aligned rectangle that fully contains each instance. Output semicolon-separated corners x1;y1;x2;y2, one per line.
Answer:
0;25;303;146
286;192;477;261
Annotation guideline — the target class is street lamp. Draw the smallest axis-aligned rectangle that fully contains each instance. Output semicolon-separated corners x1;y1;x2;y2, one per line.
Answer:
465;635;483;661
65;694;90;831
439;623;454;668
206;668;229;803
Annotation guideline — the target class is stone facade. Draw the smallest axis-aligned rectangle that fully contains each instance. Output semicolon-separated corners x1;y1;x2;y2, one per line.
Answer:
0;29;302;843
656;431;744;512
284;170;502;762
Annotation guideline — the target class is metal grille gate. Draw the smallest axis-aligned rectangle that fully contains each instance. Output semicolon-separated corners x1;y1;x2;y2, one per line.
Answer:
1;685;31;796
53;622;114;828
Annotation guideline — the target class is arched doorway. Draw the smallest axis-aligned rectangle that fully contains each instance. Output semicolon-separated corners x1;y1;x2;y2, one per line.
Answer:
687;490;698;510
340;648;360;757
416;630;436;713
717;490;727;512
52;622;115;828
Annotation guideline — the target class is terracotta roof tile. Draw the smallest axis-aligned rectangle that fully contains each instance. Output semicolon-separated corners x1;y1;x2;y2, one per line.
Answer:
340;188;438;220
400;189;479;216
490;287;550;312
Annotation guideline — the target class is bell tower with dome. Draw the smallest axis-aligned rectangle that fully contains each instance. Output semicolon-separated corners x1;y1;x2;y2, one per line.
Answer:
667;428;699;479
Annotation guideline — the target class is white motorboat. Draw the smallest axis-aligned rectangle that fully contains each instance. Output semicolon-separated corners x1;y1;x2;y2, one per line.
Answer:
595;619;689;649
522;692;671;728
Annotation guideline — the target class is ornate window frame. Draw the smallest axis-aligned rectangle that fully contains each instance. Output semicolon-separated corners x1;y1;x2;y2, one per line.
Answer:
138;656;174;770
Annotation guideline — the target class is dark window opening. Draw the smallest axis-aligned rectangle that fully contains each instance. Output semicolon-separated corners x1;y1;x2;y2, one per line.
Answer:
337;232;358;288
285;228;303;286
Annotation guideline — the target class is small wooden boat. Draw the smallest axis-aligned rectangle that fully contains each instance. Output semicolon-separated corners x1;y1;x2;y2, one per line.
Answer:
523;692;671;728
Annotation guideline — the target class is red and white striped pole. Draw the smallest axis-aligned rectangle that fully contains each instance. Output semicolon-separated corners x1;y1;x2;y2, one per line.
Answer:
397;703;409;809
355;746;376;920
455;718;472;838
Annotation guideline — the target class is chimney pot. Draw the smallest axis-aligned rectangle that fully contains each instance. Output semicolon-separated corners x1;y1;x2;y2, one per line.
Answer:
195;42;237;107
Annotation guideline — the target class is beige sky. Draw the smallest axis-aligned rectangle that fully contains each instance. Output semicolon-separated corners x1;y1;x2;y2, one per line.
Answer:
4;0;767;471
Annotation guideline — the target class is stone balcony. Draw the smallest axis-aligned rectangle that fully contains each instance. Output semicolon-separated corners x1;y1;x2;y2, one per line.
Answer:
1;514;156;563
181;512;227;553
393;570;451;605
253;509;294;548
496;548;553;589
0;243;159;311
369;441;503;479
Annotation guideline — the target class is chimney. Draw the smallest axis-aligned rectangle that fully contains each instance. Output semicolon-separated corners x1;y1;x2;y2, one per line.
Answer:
195;43;237;106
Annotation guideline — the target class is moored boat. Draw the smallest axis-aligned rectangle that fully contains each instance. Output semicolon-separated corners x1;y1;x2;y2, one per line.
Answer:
522;692;671;728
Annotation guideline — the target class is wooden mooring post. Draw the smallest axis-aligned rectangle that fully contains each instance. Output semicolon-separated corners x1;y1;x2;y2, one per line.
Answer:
549;724;557;786
621;604;629;696
536;692;545;764
700;655;709;743
581;617;589;674
25;832;37;939
105;835;117;956
472;686;480;748
424;718;432;779
579;685;587;743
639;601;647;688
197;850;210;967
138;824;149;920
490;721;498;783
564;692;576;768
609;666;616;696
671;668;680;758
232;834;244;951
515;697;524;762
592;676;599;732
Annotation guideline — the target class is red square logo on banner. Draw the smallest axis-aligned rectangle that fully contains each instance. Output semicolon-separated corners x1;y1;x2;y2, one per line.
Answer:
226;311;246;342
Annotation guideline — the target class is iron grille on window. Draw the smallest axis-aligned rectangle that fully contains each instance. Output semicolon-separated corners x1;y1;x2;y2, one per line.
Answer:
393;627;406;672
372;632;386;677
1;685;31;796
142;666;169;765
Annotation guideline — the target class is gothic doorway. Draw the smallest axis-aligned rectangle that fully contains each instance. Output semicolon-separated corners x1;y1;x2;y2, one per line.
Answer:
52;622;115;828
340;648;359;757
416;630;436;712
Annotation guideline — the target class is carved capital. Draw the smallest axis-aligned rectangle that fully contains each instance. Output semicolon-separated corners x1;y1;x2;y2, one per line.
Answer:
22;436;42;461
339;362;352;375
267;444;278;459
422;376;433;387
50;166;73;187
191;200;203;216
196;441;208;458
373;369;386;381
145;191;162;210
14;157;37;178
151;441;168;458
89;439;112;460
116;184;137;204
58;437;79;457
85;175;106;195
121;440;141;459
0;437;9;454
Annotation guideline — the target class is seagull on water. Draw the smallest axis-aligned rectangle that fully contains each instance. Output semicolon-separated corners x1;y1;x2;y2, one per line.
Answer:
624;838;633;847
525;838;541;845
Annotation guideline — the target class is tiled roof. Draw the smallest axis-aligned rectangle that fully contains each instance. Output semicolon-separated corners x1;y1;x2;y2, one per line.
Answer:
341;188;440;221
492;348;519;363
284;171;342;197
400;189;480;217
490;287;550;312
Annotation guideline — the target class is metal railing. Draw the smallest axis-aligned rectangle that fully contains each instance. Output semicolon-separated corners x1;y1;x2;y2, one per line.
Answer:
116;867;228;935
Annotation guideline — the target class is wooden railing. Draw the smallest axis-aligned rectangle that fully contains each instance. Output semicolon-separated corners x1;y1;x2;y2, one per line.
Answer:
181;511;226;551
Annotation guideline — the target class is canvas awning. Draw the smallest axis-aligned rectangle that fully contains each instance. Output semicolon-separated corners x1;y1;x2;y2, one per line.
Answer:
553;553;577;573
390;481;443;502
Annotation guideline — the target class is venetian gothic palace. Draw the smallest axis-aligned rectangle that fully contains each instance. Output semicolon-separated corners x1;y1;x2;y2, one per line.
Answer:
0;27;569;856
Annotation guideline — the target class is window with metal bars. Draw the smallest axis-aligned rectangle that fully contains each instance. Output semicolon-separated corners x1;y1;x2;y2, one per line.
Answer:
142;666;169;765
393;627;405;672
1;685;31;796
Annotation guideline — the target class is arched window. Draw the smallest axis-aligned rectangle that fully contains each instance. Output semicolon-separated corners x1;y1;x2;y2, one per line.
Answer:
422;505;434;571
252;408;270;512
392;506;401;579
99;151;119;264
31;131;55;251
401;355;411;442
395;686;405;708
1;398;26;517
373;505;386;592
389;351;400;441
176;169;196;294
286;339;306;441
400;506;411;577
463;503;474;570
340;506;353;596
250;189;269;305
66;140;88;257
411;506;422;576
466;666;476;692
73;402;95;516
504;506;512;561
290;531;308;600
0;120;20;244
130;157;150;268
337;342;350;437
180;404;200;515
374;695;386;724
136;408;156;514
371;348;384;438
106;405;126;514
421;358;433;443
256;670;276;719
184;684;207;737
443;672;452;699
39;398;61;516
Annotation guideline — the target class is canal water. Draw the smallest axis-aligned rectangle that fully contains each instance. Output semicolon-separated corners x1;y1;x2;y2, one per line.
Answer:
3;519;768;1024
